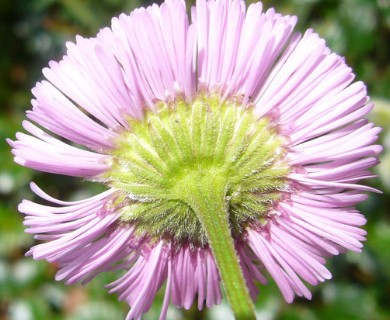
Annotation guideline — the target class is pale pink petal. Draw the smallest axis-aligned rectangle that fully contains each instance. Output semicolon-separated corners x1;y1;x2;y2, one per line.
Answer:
107;242;168;320
28;81;117;150
43;35;142;129
19;186;140;285
236;244;267;300
170;246;221;310
171;245;196;309
247;229;296;302
254;30;354;123
289;82;368;144
279;202;366;252
160;257;173;320
205;249;222;308
193;0;297;101
97;25;154;112
8;121;109;177
195;249;207;309
109;0;195;104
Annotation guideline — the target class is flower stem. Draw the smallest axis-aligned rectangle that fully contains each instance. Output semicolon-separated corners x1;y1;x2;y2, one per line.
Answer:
177;170;256;319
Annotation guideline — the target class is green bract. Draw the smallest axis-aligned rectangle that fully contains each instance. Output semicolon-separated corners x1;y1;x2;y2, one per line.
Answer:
105;95;289;246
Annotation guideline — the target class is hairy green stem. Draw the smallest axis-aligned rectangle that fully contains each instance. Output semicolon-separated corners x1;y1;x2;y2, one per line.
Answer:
176;170;256;319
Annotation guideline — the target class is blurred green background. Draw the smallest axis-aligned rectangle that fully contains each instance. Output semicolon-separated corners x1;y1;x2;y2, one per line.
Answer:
1;0;390;319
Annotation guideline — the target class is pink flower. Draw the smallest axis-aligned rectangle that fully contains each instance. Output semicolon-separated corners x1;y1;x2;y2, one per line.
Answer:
8;0;381;319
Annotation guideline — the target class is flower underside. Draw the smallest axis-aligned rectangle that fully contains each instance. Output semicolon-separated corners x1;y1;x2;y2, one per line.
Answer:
104;95;289;246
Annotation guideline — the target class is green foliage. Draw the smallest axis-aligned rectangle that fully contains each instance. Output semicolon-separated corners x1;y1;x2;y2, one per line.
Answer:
1;0;390;319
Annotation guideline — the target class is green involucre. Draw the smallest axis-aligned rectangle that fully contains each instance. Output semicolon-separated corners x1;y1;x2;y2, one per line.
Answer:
104;95;289;245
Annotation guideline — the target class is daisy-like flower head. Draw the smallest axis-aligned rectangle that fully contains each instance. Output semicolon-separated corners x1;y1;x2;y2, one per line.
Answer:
8;0;381;319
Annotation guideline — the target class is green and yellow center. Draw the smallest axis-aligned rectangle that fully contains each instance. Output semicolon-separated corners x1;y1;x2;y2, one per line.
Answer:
104;95;289;246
